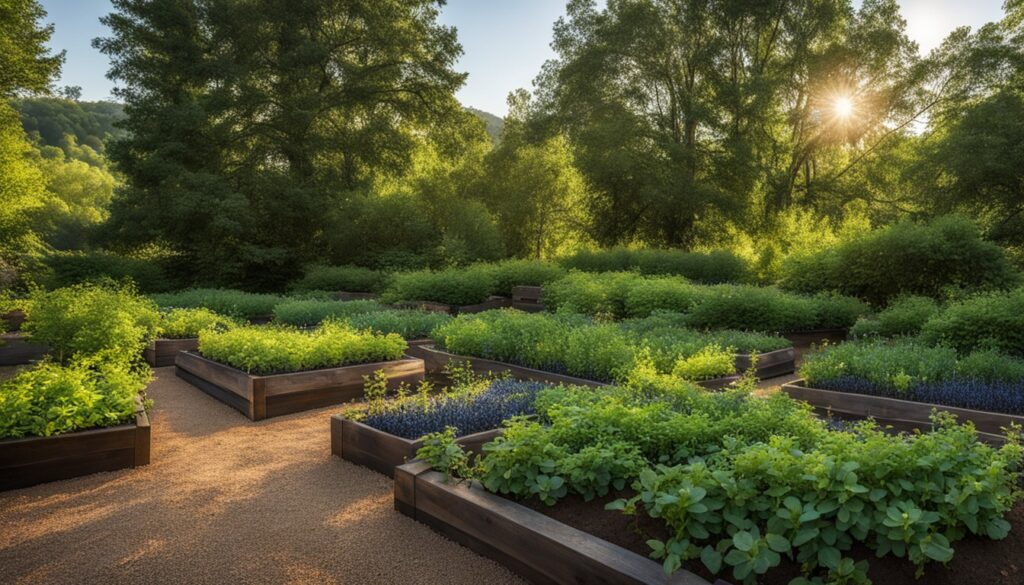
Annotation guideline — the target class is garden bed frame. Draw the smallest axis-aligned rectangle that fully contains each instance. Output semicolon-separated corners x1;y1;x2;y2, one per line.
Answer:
2;309;26;332
175;352;425;421
780;380;1024;444
334;291;379;301
0;395;150;491
144;338;198;367
734;347;795;379
395;295;512;316
404;344;739;390
394;460;717;585
511;285;545;313
331;417;502;478
782;328;848;348
0;332;49;366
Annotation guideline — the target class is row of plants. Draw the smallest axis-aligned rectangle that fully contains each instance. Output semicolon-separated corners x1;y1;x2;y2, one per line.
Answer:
558;248;751;283
416;369;1024;584
149;288;297;320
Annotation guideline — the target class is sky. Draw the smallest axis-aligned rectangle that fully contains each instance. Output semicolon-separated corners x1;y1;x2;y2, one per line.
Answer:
41;0;1009;117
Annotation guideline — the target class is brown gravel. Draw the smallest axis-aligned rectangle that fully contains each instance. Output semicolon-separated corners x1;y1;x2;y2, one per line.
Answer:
0;367;524;585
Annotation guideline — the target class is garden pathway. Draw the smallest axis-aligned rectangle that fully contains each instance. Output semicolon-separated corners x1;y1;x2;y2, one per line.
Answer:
0;368;525;585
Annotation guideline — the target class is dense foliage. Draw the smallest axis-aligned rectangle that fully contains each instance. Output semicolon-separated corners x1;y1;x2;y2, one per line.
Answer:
919;287;1024;357
345;309;451;340
560;249;750;283
41;250;172;292
158;308;236;339
272;299;384;327
150;289;285;320
380;266;497;306
489;259;566;296
197;321;405;375
849;296;940;339
288;265;390;294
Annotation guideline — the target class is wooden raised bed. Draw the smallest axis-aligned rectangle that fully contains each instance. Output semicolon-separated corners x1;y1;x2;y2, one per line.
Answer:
511;285;545;313
144;338;198;367
404;344;739;390
396;295;511;316
782;328;848;348
175;352;425;421
394;460;716;585
0;396;150;491
331;416;502;478
2;309;26;332
734;347;795;379
780;380;1024;444
0;332;49;366
335;291;379;301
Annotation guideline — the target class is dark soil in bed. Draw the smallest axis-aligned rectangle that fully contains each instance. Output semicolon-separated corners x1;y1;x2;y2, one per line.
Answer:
523;493;1024;585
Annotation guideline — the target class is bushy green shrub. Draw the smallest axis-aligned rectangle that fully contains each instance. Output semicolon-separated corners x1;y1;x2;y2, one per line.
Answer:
158;308;237;339
681;285;868;332
919;288;1024;356
26;282;160;364
490;259;566;296
850;296;940;339
800;340;955;392
621;317;789;372
0;359;151;439
288;265;389;294
272;299;384;326
198;321;406;374
41;250;174;293
543;271;643;317
780;216;1020;304
150;288;285;319
559;248;750;283
380;266;497;306
670;345;736;380
346;309;451;340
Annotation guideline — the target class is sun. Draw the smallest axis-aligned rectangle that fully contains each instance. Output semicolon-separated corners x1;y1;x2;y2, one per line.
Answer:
833;96;854;120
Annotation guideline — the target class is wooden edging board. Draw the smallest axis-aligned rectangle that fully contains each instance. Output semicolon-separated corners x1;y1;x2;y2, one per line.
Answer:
393;461;718;585
780;380;1024;444
144;338;198;367
0;395;150;491
331;417;502;478
395;296;512;316
335;291;379;301
511;285;545;313
782;328;848;348
734;347;796;379
175;352;425;421
2;309;26;332
404;344;738;390
0;332;49;366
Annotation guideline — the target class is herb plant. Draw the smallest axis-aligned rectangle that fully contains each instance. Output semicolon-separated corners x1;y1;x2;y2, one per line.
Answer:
380;265;497;306
150;288;286;320
345;309;451;339
158;307;237;339
288;264;390;293
272;299;384;326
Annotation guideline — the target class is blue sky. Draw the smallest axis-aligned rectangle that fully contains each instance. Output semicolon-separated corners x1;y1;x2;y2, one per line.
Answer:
41;0;1008;116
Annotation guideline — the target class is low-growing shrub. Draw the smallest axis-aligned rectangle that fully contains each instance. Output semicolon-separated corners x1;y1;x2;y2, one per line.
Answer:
919;288;1024;356
681;285;868;332
490;259;565;297
559;248;750;283
150;288;285;319
288;265;389;294
26;282;160;364
670;345;736;381
345;309;451;340
272;299;384;327
622;277;704;317
0;359;151;439
543;271;642;317
622;319;788;373
849;295;940;339
158;308;237;339
380;266;496;306
198;321;405;375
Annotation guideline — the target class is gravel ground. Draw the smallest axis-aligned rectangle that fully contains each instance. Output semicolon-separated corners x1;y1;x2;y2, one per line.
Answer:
0;367;524;585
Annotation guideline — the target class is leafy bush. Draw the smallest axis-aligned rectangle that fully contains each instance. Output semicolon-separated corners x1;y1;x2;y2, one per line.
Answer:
919;288;1024;356
346;309;451;340
380;266;496;306
158;308;237;339
622;319;788;373
490;259;565;296
622;277;704;317
780;216;1021;304
543;271;643;317
198;321;406;374
559;248;750;283
849;295;940;339
41;250;174;293
681;285;868;332
288;265;389;294
670;345;736;381
150;288;285;319
0;359;150;439
272;299;384;327
26;282;160;364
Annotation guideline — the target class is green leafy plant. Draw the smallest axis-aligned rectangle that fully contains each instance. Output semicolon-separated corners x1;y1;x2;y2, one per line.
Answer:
345;309;452;340
490;259;566;296
272;299;384;326
158;307;237;339
150;288;286;320
850;296;940;339
288;264;390;293
380;265;497;306
919;287;1024;356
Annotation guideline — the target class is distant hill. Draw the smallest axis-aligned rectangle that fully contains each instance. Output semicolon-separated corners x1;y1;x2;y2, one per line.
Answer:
15;98;127;152
466;107;504;143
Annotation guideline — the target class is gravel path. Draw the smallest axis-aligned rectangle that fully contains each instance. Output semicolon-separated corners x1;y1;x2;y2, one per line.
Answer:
0;368;524;585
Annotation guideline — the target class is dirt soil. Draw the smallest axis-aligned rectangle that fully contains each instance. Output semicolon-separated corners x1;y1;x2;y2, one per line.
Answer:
0;367;524;585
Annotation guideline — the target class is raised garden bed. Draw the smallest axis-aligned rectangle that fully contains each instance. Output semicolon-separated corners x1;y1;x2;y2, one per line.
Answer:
144;338;198;367
331;417;502;478
334;291;379;301
734;347;795;379
782;328;847;348
404;344;739;390
511;285;545;313
0;332;49;366
395;295;511;316
175;351;425;421
780;380;1024;443
394;460;717;585
0;395;150;491
2;309;26;332
246;314;274;325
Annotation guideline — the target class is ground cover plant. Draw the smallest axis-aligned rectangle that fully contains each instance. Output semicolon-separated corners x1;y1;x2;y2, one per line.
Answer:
849;296;940;339
197;321;406;375
418;370;1024;584
379;265;497;306
149;289;286;320
272;299;384;327
559;248;750;283
800;340;1024;415
345;309;451;339
288;265;390;294
157;308;237;339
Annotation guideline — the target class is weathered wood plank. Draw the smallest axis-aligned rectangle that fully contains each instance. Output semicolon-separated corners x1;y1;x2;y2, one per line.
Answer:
782;328;848;348
0;333;49;366
174;351;252;399
144;338;199;367
734;347;796;379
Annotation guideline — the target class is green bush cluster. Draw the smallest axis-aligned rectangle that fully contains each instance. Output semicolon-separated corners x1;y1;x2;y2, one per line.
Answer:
559;248;750;283
919;288;1024;356
198;321;406;374
288;265;390;294
150;288;286;320
490;259;566;297
543;271;642;317
345;309;451;340
418;375;1023;584
272;299;384;327
158;308;237;339
779;216;1020;305
41;250;174;293
849;295;940;339
380;265;497;306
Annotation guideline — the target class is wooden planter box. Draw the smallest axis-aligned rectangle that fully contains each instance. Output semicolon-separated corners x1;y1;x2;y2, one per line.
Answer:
734;347;796;379
782;328;848;348
396;296;512;316
246;314;274;325
511;285;545;313
0;333;49;366
144;338;198;367
331;417;502;478
2;309;26;332
394;461;717;585
780;380;1024;444
334;291;379;301
0;396;150;491
175;352;425;421
405;344;738;390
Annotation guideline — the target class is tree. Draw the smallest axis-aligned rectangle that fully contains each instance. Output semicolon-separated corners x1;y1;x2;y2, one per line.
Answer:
0;0;63;97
